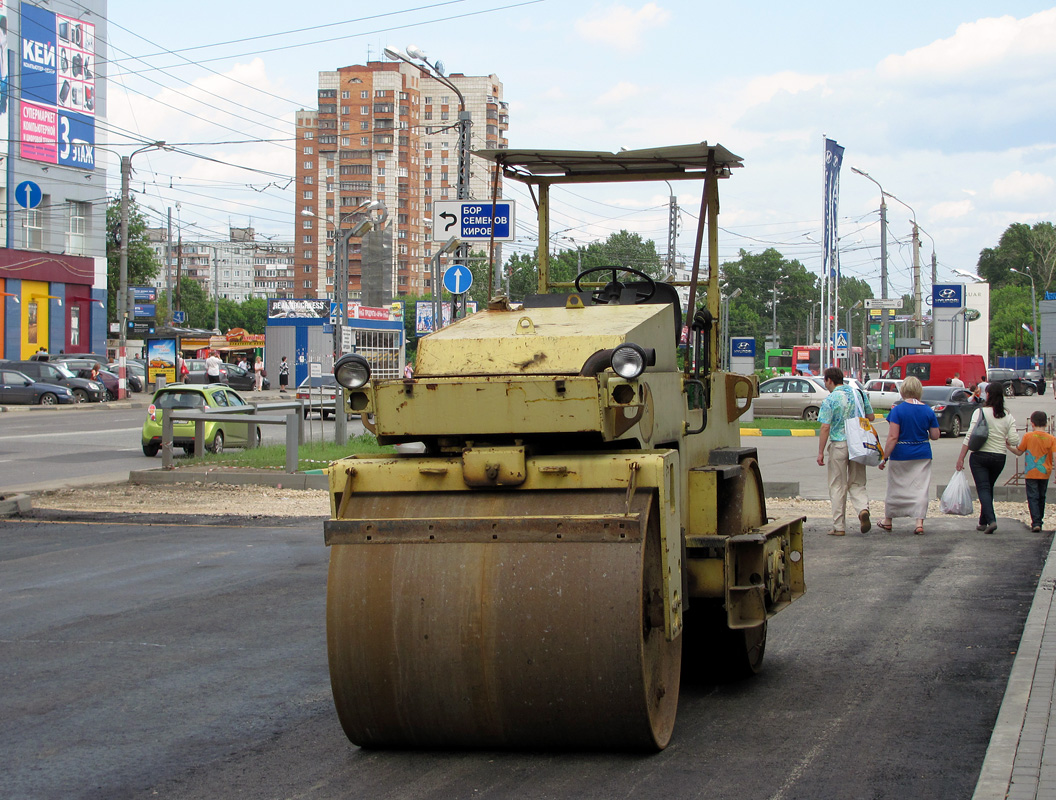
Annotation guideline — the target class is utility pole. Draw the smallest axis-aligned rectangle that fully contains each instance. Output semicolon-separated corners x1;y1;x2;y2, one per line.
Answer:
666;184;678;278
212;247;220;333
880;199;889;369
912;222;923;341
771;282;778;350
118;155;130;399
166;208;173;324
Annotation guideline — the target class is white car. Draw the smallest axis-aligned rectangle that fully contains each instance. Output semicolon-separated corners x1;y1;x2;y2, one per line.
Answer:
755;376;830;420
864;378;904;410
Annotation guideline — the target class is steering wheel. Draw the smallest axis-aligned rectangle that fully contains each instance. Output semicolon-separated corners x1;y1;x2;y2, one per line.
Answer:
574;266;656;304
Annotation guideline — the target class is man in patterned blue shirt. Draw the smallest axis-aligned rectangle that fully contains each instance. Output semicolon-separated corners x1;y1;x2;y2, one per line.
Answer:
816;366;876;536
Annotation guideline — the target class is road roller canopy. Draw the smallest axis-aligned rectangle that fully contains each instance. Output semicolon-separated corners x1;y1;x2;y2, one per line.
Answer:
473;142;743;182
415;302;679;377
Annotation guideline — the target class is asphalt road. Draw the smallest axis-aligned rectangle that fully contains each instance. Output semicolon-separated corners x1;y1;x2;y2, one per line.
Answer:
1;512;1048;799
0;401;358;495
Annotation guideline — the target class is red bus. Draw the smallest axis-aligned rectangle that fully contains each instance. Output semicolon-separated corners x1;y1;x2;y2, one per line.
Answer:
791;344;863;380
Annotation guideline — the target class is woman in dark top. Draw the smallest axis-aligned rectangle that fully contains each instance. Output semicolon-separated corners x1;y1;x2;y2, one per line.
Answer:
878;376;941;534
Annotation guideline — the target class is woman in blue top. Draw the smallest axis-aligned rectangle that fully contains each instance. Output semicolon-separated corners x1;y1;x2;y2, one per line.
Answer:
877;376;941;535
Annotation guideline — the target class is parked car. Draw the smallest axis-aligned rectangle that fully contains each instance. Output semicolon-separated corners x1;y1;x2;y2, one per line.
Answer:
1014;369;1046;395
141;384;260;457
987;368;1033;397
105;360;148;391
53;357;143;397
296;375;343;418
863;378;904;410
0;368;76;405
183;359;270;391
755;376;830;420
893;386;977;437
0;359;106;402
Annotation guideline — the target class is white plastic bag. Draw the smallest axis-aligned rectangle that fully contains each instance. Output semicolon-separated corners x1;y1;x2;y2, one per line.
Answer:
846;389;883;467
940;470;974;516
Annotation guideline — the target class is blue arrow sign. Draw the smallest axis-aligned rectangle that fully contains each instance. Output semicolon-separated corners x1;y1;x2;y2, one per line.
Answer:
172;311;187;324
443;264;473;295
15;181;42;209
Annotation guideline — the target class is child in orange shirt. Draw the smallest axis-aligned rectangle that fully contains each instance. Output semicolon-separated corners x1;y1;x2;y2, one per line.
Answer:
1013;410;1056;532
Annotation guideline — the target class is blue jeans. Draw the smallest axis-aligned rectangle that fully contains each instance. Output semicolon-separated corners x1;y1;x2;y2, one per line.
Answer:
969;451;1006;526
1026;478;1048;528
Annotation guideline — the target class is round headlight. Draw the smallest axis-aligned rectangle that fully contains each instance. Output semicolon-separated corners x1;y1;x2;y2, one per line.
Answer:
335;354;371;389
611;344;648;380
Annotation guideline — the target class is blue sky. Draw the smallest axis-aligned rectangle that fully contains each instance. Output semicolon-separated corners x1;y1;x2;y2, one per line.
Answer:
105;0;1056;302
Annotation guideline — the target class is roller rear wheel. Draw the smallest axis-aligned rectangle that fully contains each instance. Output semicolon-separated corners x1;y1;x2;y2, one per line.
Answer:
326;490;681;750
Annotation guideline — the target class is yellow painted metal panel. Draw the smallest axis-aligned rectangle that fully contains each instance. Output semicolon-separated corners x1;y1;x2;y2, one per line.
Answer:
21;280;50;359
687;468;719;536
416;304;678;376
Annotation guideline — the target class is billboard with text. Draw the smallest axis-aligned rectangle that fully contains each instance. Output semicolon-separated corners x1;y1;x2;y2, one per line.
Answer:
19;2;95;170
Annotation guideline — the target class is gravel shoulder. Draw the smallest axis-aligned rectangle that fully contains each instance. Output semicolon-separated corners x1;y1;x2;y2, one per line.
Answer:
26;482;1037;526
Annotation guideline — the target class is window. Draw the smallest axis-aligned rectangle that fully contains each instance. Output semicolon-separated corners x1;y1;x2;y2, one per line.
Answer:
304;279;313;288
304;161;314;169
302;219;313;228
24;208;42;249
361;106;369;114
67;200;88;255
361;122;369;130
303;131;314;139
341;91;350;99
70;306;80;346
304;176;314;184
303;191;314;199
424;96;432;105
304;264;312;272
360;90;368;98
303;235;313;243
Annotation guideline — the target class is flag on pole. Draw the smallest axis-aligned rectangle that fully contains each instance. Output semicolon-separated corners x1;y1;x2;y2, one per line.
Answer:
824;139;844;280
1022;323;1034;334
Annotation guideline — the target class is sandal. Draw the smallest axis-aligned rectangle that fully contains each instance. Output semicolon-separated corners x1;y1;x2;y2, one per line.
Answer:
876;521;893;532
914;526;925;535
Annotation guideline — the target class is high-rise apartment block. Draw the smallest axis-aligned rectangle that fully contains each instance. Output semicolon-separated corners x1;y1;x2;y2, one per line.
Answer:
294;61;508;301
146;227;296;305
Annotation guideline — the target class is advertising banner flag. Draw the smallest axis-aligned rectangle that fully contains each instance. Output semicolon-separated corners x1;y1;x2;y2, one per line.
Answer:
823;138;845;280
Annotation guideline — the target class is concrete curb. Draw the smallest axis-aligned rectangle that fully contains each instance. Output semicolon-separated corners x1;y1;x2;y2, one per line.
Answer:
741;428;820;437
0;493;31;516
973;525;1056;799
129;469;329;490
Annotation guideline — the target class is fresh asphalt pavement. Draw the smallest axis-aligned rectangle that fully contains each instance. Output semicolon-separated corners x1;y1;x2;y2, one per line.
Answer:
0;510;1047;799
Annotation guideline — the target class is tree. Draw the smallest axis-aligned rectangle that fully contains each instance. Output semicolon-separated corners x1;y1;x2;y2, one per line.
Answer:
978;222;1056;293
105;196;161;325
720;248;829;349
988;284;1034;361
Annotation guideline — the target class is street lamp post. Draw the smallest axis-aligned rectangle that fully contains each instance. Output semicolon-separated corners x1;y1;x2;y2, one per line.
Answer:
385;45;473;287
118;141;169;399
850;168;890;369
1010;267;1040;366
882;189;922;342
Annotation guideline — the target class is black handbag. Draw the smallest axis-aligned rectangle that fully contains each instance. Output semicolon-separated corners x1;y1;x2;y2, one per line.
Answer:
967;408;990;451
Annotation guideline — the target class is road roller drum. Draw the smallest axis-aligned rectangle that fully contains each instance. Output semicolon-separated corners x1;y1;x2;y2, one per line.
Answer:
323;142;806;750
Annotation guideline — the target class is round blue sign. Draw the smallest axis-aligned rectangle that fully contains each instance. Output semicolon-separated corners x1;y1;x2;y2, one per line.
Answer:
15;181;42;209
443;264;473;295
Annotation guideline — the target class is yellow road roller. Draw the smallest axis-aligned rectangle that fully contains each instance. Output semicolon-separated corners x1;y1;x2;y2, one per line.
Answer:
324;143;805;750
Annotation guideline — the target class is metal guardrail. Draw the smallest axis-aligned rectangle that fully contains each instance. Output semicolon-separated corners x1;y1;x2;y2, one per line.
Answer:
160;400;308;473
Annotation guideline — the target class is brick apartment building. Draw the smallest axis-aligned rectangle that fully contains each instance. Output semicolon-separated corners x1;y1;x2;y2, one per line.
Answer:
294;60;507;302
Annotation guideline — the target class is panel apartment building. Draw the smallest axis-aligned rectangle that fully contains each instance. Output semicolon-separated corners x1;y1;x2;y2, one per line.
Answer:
294;60;508;301
146;227;296;305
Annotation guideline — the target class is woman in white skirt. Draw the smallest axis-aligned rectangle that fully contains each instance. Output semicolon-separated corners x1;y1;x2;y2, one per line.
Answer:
877;377;941;534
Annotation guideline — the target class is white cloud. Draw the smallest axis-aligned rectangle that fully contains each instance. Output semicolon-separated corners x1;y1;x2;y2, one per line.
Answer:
878;9;1056;83
574;3;671;51
930;199;975;221
595;81;642;105
992;170;1054;200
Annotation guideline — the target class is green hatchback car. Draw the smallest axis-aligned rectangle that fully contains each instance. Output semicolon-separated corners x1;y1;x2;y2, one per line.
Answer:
141;383;260;457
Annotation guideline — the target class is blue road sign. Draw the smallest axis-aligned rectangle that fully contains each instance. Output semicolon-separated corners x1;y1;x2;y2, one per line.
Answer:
172;310;187;324
15;181;42;209
835;329;849;348
443;264;473;295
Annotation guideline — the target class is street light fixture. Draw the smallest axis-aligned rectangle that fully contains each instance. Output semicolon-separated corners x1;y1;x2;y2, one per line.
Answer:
881;189;923;342
1010;267;1040;366
118;140;171;398
850;167;891;369
385;45;474;284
